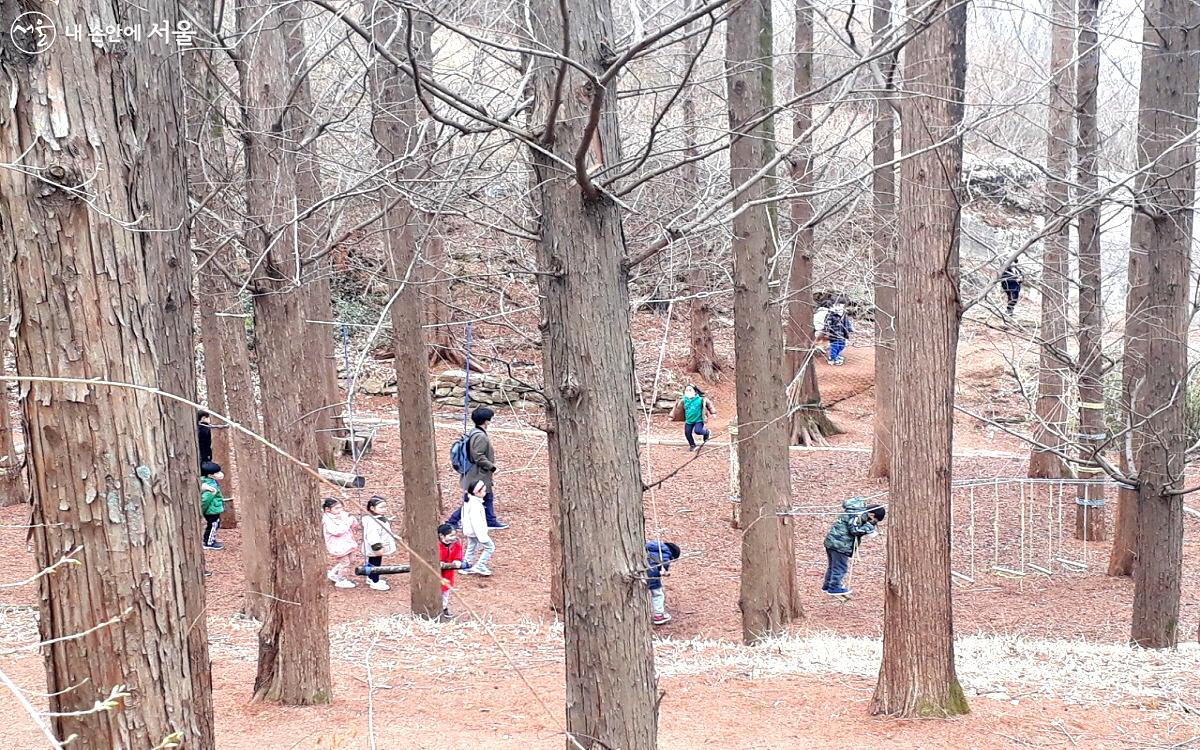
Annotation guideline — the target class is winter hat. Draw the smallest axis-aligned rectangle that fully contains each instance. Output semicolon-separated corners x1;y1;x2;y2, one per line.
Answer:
866;505;886;522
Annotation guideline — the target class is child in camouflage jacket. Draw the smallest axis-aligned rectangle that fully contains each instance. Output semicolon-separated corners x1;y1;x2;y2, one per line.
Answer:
822;497;885;596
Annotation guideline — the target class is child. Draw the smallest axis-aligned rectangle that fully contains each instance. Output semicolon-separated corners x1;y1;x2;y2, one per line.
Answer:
823;498;886;597
999;262;1024;316
681;385;715;452
361;496;397;591
437;522;467;620
646;540;681;625
200;461;226;551
823;303;854;366
461;481;495;576
323;497;359;589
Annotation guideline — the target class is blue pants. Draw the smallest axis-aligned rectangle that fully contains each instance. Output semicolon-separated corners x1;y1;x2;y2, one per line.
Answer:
447;489;500;527
822;547;851;591
684;421;710;449
829;338;847;361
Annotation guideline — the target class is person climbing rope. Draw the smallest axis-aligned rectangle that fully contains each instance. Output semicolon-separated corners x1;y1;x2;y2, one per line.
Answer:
679;385;715;452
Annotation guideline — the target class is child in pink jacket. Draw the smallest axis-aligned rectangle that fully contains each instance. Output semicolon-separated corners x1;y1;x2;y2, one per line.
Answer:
323;497;359;588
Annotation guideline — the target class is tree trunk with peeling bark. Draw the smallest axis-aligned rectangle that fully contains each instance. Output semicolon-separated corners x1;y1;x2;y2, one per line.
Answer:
786;0;837;448
681;12;722;384
0;256;23;507
1075;0;1106;541
282;5;342;469
870;0;969;718
368;1;445;620
727;0;796;643
238;0;332;704
1125;0;1199;648
0;0;215;741
867;0;898;480
525;0;659;742
1028;0;1073;480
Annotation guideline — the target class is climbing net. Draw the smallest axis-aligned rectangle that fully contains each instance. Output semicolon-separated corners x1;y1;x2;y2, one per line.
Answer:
727;440;1124;584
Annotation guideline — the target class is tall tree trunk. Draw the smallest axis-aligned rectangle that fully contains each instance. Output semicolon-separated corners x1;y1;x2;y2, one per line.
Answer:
0;0;215;741
870;0;969;718
282;6;342;469
1075;0;1106;541
546;395;565;614
198;291;236;528
423;230;466;367
681;13;722;383
727;0;795;643
0;253;24;507
1126;0;1199;648
238;0;332;704
786;0;838;447
184;0;272;618
867;0;898;480
525;0;658;744
368;2;445;619
1029;0;1074;479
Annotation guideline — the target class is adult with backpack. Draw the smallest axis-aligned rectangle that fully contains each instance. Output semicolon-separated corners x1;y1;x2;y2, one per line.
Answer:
446;407;509;530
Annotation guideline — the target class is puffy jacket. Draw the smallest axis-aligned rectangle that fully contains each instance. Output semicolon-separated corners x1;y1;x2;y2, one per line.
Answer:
824;312;853;340
461;494;491;544
323;510;358;557
200;476;224;516
361;514;397;557
824;498;877;556
646;540;674;591
439;539;464;591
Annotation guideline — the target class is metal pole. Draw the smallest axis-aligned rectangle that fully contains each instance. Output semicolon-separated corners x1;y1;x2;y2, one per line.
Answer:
462;322;473;431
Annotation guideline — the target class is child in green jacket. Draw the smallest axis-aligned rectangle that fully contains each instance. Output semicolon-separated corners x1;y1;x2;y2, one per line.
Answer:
823;498;885;596
200;461;226;550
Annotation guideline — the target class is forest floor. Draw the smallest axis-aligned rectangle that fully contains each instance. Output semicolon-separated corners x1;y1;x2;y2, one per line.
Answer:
1;319;1199;748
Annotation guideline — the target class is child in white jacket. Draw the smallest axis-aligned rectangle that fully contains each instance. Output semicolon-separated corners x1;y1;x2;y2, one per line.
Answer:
462;480;495;576
361;496;397;591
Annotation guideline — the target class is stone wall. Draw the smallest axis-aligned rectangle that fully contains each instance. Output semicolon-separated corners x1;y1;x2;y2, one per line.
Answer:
354;367;675;414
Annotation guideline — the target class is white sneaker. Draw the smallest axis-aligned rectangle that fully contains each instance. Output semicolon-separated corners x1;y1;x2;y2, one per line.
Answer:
474;564;493;577
368;580;390;591
334;579;356;589
326;571;340;583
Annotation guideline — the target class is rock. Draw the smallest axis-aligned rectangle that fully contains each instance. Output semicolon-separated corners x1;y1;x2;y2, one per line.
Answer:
437;369;468;384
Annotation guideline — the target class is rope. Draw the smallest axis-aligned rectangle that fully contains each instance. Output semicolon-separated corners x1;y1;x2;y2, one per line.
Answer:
462;322;473;432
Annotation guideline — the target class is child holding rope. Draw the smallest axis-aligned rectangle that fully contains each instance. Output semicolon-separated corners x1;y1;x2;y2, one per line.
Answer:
822;498;885;597
438;523;468;620
646;540;681;625
361;496;396;591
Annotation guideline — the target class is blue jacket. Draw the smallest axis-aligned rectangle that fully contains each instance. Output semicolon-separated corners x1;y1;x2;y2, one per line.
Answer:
646;541;674;591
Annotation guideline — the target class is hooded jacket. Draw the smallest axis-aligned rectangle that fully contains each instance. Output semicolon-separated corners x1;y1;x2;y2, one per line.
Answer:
461;493;492;544
646;540;676;591
824;498;878;556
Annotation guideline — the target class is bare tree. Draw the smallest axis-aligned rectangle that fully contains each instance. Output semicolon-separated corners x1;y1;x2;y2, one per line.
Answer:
237;0;333;703
281;4;345;469
870;0;970;717
0;0;215;740
786;0;838;447
867;0;898;480
1028;0;1074;479
367;1;445;619
1074;0;1106;541
681;11;722;383
523;0;659;744
1125;0;1199;648
728;0;795;643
